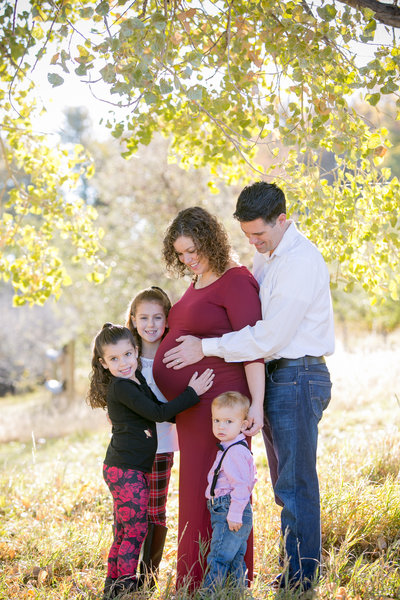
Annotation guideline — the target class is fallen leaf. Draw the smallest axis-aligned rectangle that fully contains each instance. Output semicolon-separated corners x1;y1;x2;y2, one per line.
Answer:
336;587;348;600
0;542;16;560
377;536;387;551
37;569;48;585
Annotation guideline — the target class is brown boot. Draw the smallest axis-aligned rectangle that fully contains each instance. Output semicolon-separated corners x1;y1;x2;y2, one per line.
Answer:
139;524;168;588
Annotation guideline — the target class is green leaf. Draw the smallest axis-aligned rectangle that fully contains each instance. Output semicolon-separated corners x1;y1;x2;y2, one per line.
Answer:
10;40;26;60
112;123;124;138
360;19;376;42
75;63;88;76
366;93;380;107
187;86;203;101
120;17;144;37
159;79;173;95
79;7;94;19
47;73;64;87
151;12;167;32
100;64;116;83
144;92;158;105
95;1;109;17
317;4;337;21
381;79;398;94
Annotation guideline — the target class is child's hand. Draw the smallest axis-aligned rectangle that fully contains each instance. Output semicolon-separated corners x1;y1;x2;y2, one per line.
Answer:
188;369;214;396
228;520;242;532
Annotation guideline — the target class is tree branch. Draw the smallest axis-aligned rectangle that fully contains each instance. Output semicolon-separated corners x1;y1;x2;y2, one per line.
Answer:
337;0;400;28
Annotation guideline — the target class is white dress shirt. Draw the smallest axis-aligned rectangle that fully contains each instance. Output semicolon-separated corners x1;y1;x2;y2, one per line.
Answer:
141;357;179;453
202;222;335;362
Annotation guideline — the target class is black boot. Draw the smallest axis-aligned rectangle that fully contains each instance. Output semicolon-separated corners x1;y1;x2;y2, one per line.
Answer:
102;576;116;599
139;524;168;588
112;575;138;597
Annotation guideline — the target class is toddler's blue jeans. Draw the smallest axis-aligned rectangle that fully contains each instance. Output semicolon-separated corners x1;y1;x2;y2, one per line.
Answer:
204;494;252;590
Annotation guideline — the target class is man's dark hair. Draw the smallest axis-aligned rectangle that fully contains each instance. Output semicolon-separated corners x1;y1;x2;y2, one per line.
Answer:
233;181;286;224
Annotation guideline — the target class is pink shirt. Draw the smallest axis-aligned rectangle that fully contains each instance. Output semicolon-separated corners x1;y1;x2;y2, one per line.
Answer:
205;433;257;524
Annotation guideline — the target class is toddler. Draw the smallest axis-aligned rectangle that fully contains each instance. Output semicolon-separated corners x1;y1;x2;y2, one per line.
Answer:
204;391;257;591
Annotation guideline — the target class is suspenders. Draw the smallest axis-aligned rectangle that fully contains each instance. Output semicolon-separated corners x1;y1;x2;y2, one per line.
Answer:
210;440;251;497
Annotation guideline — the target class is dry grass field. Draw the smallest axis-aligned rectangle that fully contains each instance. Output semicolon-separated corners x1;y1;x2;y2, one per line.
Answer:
1;331;399;600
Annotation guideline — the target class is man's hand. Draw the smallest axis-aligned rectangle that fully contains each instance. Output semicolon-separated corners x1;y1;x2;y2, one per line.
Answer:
163;335;204;369
228;520;242;532
245;403;264;436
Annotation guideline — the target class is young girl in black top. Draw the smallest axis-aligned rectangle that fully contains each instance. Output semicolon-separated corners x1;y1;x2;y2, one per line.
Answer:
87;323;214;599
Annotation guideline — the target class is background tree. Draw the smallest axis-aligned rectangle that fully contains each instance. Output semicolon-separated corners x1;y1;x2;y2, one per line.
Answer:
2;105;399;393
1;0;400;305
61;129;248;338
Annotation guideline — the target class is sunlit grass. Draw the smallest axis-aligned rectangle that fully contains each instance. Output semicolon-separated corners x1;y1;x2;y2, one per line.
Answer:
1;431;400;599
1;331;400;599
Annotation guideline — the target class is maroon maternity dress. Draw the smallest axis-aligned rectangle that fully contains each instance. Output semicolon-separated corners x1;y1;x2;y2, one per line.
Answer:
153;266;262;588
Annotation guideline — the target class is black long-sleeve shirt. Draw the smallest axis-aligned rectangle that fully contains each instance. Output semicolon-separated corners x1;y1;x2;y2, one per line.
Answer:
104;370;199;472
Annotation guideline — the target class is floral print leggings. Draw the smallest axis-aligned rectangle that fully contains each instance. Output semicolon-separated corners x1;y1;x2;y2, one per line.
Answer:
103;465;150;578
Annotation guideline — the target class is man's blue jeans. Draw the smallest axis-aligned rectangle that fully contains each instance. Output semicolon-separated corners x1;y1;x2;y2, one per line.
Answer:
204;494;252;589
262;362;332;589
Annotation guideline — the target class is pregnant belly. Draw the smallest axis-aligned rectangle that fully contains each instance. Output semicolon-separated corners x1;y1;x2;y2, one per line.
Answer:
153;332;247;401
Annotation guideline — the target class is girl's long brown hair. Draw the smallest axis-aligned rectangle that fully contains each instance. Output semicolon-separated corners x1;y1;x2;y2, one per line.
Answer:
125;286;171;355
86;323;138;409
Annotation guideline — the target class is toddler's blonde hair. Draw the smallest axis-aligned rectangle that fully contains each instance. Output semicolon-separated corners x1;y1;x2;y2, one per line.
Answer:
211;391;250;419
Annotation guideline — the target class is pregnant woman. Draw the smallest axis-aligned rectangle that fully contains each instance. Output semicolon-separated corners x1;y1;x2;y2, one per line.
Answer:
153;207;264;589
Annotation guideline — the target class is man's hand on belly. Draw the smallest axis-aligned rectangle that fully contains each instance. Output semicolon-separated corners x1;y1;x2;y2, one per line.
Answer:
163;335;204;369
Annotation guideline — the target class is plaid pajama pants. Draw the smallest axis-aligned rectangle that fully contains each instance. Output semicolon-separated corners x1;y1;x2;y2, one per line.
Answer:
147;452;174;526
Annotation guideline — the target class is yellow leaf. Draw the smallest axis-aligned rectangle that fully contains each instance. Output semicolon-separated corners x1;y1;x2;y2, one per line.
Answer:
62;274;72;286
367;132;382;149
207;181;220;195
373;155;385;166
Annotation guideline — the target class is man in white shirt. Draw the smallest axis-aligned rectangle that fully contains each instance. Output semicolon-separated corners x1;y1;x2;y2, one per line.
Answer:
163;181;334;592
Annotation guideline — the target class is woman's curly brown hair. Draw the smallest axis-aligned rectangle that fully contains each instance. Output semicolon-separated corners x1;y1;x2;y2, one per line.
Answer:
86;323;138;410
163;207;231;279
